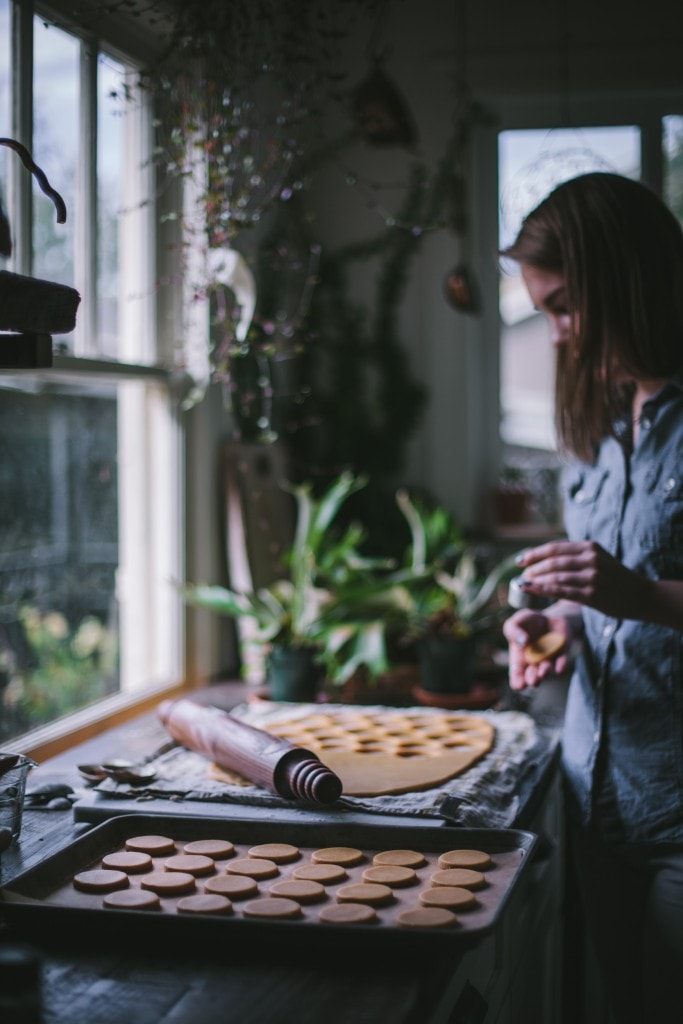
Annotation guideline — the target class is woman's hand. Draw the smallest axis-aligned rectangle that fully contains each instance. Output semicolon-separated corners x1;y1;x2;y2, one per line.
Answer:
514;539;652;619
503;608;576;691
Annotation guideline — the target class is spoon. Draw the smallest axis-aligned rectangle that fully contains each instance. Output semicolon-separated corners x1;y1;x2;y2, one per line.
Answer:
0;753;21;778
77;760;157;785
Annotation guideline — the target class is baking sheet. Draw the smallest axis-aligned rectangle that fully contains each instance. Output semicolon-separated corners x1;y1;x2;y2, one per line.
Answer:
0;813;537;955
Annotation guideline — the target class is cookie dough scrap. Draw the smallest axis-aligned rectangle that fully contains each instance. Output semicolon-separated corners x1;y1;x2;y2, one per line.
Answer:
265;709;495;796
524;630;565;665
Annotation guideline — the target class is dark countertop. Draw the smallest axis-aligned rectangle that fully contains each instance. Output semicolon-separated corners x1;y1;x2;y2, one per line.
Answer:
0;678;568;1024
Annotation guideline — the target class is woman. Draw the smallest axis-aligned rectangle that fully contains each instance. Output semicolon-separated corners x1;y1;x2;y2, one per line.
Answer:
500;172;683;1024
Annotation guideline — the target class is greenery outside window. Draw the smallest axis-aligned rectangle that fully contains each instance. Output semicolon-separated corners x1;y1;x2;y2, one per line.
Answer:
0;0;186;753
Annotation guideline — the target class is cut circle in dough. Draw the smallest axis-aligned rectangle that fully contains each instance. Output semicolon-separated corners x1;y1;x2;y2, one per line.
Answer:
73;868;129;894
398;907;458;929
225;857;279;880
430;867;486;890
319;903;378;925
242;897;302;920
264;709;495;797
125;835;176;856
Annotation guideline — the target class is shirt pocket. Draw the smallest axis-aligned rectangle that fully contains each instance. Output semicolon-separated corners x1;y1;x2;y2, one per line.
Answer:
562;466;609;541
640;464;683;564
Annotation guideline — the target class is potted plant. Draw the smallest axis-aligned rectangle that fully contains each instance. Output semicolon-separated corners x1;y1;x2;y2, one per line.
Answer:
393;490;523;695
181;471;407;700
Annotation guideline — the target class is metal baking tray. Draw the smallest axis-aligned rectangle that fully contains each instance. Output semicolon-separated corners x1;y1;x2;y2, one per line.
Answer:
0;814;537;955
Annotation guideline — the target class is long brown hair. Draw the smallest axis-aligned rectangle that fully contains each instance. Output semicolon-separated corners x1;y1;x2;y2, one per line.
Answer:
499;172;683;462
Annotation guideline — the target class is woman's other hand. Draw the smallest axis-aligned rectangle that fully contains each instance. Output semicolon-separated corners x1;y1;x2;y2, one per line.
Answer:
514;540;651;619
502;608;575;691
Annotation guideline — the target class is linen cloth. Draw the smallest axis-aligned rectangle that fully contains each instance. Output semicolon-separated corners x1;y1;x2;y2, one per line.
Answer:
90;701;549;828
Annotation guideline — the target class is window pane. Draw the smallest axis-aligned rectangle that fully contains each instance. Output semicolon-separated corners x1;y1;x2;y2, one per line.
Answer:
663;115;683;225
0;380;119;740
498;127;641;459
97;54;126;358
0;375;180;743
32;19;78;290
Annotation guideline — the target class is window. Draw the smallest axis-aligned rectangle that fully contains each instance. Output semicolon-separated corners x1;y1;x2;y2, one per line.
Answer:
0;1;188;752
490;106;683;528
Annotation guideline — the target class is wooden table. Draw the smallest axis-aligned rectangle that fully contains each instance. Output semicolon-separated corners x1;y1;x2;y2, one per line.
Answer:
0;682;566;1024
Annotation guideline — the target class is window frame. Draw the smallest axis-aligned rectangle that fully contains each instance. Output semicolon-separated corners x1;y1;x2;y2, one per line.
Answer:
467;90;683;527
0;0;203;759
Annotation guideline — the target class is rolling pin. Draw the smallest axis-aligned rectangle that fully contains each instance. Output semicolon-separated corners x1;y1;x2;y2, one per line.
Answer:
157;698;343;806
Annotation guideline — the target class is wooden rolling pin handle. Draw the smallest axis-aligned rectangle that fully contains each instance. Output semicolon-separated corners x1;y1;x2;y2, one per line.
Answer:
157;698;342;805
276;751;343;805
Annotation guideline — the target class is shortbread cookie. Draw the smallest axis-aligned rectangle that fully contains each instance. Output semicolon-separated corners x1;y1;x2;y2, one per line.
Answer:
204;874;258;899
225;857;279;880
163;854;215;876
430;867;486;890
73;868;129;894
398;907;457;928
101;850;152;873
336;882;393;907
248;843;300;864
242;897;302;920
373;849;427;868
103;889;161;910
362;865;417;887
176;894;233;915
269;879;326;904
183;839;235;859
292;863;348;884
140;870;196;895
311;847;364;867
125;835;176;856
319;903;378;925
524;631;565;665
437;849;492;870
420;886;476;910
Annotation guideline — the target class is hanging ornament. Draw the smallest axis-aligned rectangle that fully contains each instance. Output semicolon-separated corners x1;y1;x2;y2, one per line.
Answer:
351;60;417;149
444;262;479;315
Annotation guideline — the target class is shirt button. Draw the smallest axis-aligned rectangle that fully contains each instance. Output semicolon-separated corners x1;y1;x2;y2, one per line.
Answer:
640;417;652;430
575;489;586;503
664;477;676;493
602;624;614;638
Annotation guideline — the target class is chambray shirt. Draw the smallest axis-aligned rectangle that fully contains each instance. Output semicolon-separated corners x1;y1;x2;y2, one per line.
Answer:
560;366;683;843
